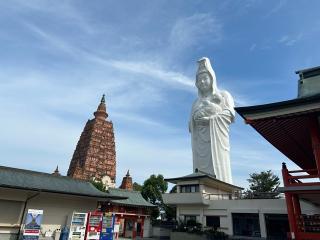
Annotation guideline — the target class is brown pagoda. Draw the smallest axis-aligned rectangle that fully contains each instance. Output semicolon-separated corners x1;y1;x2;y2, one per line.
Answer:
67;95;116;185
119;170;133;191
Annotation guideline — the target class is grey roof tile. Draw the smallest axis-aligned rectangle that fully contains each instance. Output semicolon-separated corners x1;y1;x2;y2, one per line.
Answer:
0;166;125;199
108;188;154;207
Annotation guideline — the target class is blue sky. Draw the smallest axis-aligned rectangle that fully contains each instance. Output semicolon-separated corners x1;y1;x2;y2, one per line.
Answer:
1;0;320;189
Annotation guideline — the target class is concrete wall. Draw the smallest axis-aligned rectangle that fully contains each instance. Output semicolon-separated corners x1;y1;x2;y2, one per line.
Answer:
176;198;320;238
163;192;205;205
26;192;97;233
0;199;24;226
143;217;152;238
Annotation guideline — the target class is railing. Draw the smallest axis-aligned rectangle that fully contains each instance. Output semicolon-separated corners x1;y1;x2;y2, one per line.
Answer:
202;192;283;200
202;193;235;200
298;214;320;233
281;162;320;239
282;163;320;187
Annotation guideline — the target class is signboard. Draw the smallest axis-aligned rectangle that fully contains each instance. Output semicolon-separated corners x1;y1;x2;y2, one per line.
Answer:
23;209;43;240
113;224;119;233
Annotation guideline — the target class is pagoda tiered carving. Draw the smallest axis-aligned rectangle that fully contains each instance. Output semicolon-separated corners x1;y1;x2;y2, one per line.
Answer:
119;170;133;190
67;95;116;187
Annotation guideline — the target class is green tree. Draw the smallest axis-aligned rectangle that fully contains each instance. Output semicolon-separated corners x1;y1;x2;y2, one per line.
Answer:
141;174;168;220
169;185;177;193
141;174;167;204
244;170;280;199
133;182;143;191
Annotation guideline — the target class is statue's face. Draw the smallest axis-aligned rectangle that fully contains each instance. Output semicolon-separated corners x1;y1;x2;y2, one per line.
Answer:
196;72;211;92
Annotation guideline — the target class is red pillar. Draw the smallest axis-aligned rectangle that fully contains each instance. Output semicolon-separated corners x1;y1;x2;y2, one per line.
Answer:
285;193;298;239
282;162;289;186
292;194;303;233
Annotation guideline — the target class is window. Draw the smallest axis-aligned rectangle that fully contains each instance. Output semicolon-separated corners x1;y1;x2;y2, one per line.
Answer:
232;213;261;237
180;184;199;193
206;216;220;228
184;215;197;222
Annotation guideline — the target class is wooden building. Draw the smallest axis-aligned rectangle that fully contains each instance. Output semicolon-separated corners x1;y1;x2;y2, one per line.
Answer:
236;66;320;239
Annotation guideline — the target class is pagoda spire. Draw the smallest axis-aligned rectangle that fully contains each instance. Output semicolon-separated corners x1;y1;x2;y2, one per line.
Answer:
94;94;108;120
120;170;133;191
52;165;61;176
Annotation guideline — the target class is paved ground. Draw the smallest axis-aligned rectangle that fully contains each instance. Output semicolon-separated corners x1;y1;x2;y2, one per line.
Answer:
118;238;159;240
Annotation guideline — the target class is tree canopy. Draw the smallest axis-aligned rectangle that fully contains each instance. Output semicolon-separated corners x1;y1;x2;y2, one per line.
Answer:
133;182;143;191
244;170;280;199
141;174;167;204
141;174;168;220
170;185;177;193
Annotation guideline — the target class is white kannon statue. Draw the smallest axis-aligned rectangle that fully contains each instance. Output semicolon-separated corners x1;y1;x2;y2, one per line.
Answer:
189;57;235;184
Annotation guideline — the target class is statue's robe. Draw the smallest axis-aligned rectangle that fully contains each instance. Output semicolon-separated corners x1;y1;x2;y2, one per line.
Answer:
190;91;235;184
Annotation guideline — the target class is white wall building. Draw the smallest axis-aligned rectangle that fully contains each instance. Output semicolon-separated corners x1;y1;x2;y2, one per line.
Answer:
163;171;320;239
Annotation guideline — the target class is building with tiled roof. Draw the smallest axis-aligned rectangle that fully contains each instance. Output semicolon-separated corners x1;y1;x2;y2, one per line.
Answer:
102;172;155;239
109;188;154;208
0;165;125;240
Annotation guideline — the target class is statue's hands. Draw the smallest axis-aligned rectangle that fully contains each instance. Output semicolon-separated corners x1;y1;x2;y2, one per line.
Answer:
195;116;210;125
194;110;205;120
194;110;210;124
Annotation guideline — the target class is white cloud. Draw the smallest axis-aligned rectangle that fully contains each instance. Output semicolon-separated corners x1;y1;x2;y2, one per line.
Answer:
170;13;222;49
5;0;96;35
112;112;178;132
108;60;194;89
265;0;287;18
278;33;303;46
23;22;194;92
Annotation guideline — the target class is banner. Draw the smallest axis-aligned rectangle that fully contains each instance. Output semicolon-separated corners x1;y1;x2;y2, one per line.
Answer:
23;209;43;240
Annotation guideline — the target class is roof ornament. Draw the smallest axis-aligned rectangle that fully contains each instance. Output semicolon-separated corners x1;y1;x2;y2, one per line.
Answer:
52;165;61;176
101;94;105;103
94;94;108;120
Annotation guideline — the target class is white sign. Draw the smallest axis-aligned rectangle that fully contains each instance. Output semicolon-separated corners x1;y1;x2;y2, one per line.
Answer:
23;209;44;239
113;224;120;233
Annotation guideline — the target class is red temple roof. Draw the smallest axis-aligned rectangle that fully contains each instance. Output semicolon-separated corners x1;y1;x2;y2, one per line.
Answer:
235;94;320;170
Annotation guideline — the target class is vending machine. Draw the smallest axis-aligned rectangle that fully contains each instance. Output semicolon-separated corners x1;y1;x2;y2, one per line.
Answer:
100;213;115;240
85;212;103;240
68;212;88;240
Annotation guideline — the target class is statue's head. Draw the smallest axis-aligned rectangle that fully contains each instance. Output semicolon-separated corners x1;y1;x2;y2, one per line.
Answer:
196;57;217;95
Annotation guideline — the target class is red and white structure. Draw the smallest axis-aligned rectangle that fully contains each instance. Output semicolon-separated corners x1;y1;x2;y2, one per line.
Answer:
236;66;320;239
